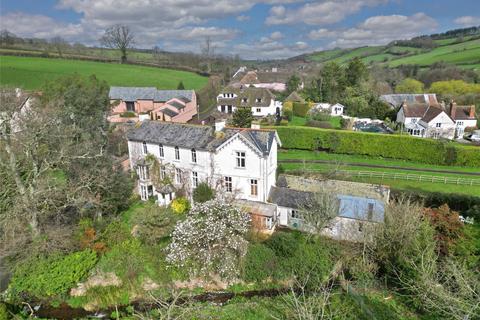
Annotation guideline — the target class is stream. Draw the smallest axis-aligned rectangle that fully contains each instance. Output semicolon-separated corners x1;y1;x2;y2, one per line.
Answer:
5;287;291;319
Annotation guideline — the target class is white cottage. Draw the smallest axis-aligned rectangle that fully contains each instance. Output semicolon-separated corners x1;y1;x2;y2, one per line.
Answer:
268;175;390;242
216;86;282;117
127;121;281;207
396;103;456;139
310;103;344;116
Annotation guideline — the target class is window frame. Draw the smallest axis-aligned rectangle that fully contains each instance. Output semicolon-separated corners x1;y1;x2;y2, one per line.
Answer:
224;176;232;192
191;148;197;163
236;151;246;168
175;168;182;184
174;146;180;160
436;122;441;128
158;144;164;157
250;179;258;196
192;171;198;188
142;141;148;154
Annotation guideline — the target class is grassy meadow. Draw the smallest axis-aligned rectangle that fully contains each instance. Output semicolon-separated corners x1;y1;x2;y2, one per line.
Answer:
0;55;208;90
305;36;480;69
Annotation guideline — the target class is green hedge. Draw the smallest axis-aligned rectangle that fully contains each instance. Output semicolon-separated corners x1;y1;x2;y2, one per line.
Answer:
292;103;310;117
274;126;480;167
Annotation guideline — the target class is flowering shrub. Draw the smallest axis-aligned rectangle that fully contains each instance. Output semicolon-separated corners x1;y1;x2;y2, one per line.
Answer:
170;197;190;214
166;198;251;280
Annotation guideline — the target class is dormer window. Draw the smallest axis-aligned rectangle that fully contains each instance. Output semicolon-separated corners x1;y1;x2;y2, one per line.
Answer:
242;98;248;103
256;98;262;103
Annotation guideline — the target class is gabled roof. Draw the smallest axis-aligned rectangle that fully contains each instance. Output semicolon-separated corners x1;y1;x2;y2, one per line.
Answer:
285;91;305;103
218;86;275;108
381;94;438;108
109;87;194;102
127;121;280;155
421;106;444;123
402;104;428;118
401;104;454;124
269;186;314;209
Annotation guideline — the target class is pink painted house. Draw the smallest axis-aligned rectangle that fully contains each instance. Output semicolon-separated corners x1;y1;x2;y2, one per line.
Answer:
108;87;197;123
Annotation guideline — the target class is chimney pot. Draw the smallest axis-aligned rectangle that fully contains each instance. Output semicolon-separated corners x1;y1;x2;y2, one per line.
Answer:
469;105;475;118
450;102;457;119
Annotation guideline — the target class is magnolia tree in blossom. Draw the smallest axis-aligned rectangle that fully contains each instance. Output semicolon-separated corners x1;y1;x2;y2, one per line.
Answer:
166;198;250;280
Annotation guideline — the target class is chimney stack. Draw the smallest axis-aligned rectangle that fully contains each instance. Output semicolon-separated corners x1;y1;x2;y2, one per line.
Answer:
450;100;457;119
469;105;475;118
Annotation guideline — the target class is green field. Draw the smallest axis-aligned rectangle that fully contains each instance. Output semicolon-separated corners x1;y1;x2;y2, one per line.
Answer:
0;55;208;90
304;34;480;69
278;150;480;196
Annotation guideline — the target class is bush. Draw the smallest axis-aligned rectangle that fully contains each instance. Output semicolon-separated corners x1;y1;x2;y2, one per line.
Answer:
265;231;303;258
7;250;97;300
309;111;331;122
170;197;190;214
273;126;480;166
279;119;289;126
242;243;278;282
120;111;136;118
306;120;332;129
391;189;480;218
292;103;310;117
283;109;293;121
193;182;215;203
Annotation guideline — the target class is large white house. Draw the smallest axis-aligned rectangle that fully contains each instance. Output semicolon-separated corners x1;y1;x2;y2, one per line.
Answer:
396;103;456;139
396;101;477;139
216;85;282;117
127;121;280;209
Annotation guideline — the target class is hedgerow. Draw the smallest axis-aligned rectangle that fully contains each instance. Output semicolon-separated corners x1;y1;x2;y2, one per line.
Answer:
274;126;480;166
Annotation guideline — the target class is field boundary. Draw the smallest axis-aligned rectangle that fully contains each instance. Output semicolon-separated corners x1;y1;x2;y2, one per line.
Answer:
295;168;480;186
278;159;480;176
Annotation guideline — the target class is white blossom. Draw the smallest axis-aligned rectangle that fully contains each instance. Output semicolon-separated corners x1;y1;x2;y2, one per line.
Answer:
166;198;250;280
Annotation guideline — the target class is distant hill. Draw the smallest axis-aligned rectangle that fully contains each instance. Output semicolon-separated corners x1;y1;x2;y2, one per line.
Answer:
292;26;480;70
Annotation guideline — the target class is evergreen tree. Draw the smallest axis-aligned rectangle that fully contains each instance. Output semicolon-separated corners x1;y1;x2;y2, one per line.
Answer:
231;107;253;128
177;81;185;90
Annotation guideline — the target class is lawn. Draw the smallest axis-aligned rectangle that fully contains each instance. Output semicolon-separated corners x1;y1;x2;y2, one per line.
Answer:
278;149;480;174
278;150;480;196
287;116;342;129
0;55;208;90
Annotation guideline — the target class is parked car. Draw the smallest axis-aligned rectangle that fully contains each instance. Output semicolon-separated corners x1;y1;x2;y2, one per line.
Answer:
465;130;480;142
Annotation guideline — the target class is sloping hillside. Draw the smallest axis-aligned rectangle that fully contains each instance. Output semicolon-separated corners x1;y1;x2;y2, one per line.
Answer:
299;28;480;69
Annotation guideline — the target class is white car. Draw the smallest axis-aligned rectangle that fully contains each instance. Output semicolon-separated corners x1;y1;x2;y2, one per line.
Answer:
465;130;480;142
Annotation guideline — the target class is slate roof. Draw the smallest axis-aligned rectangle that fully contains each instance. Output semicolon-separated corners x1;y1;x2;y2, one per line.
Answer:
218;86;275;108
109;87;194;102
127;121;278;155
168;101;186;110
161;108;178;117
380;94;438;108
269;186;315;209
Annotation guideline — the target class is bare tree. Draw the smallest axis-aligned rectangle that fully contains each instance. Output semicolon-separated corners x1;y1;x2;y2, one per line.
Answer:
298;189;340;235
50;36;68;57
201;36;215;73
100;25;135;63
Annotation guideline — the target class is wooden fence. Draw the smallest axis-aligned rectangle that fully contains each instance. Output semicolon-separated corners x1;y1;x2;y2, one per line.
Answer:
306;169;480;186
